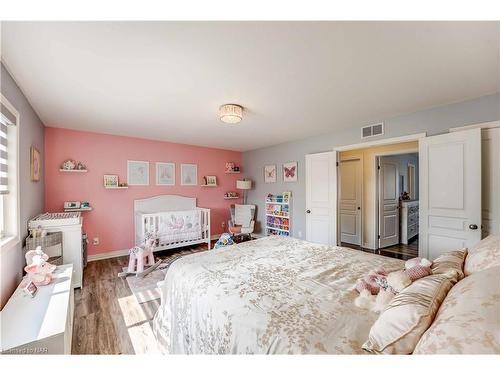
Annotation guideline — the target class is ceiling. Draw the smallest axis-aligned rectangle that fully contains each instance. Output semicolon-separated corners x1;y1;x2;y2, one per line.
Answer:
1;21;499;151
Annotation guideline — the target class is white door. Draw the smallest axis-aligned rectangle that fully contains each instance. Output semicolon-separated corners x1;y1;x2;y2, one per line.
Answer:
340;159;362;245
419;128;482;260
481;127;500;237
378;158;400;248
306;151;337;246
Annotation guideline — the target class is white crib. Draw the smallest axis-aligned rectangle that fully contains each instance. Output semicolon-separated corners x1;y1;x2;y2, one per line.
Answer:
134;195;211;251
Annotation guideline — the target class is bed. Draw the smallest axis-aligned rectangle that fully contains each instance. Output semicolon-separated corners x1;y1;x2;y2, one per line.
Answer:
134;195;211;251
152;236;404;354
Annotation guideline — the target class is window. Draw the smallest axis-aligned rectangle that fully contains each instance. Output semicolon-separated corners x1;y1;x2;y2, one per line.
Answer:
0;96;19;242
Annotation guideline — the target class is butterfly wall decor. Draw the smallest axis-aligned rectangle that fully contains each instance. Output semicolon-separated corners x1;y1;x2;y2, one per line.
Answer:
282;162;297;182
264;164;277;183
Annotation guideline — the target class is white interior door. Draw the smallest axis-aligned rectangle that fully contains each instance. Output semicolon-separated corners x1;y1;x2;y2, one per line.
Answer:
481;127;500;237
419;128;482;260
378;158;400;248
306;151;337;246
340;159;362;245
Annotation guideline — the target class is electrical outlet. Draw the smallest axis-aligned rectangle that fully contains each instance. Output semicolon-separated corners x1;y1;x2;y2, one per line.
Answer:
221;222;226;229
298;231;302;238
93;237;99;246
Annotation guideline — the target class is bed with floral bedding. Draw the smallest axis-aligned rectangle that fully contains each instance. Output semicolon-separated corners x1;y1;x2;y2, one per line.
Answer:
152;236;404;354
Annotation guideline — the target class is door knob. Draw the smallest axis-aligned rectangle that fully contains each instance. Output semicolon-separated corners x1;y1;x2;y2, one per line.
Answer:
357;207;361;210
306;210;311;214
469;224;478;230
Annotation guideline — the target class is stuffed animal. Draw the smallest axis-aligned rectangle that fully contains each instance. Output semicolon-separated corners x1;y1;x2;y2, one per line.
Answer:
214;233;235;249
355;257;432;312
24;246;56;286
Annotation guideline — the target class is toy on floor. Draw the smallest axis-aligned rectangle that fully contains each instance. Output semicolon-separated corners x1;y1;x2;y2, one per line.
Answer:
354;256;432;312
118;233;162;278
214;233;235;249
24;246;57;286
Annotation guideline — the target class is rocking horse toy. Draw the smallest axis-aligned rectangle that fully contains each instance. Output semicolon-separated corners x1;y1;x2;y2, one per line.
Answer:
118;233;163;278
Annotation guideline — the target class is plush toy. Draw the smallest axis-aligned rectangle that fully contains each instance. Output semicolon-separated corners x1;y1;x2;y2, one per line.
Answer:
355;257;432;312
214;233;235;249
24;246;56;286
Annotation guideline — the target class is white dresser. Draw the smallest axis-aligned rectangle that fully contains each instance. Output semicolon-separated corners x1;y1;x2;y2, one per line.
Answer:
29;212;83;288
400;200;419;244
0;265;74;354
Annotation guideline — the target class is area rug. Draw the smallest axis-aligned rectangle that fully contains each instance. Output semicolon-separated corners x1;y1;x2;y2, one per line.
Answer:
125;248;204;304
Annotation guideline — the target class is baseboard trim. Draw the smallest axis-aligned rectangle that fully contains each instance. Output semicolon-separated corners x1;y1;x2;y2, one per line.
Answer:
88;249;130;262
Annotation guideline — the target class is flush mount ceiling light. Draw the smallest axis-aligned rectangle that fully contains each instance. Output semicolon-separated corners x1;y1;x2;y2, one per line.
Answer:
219;104;243;124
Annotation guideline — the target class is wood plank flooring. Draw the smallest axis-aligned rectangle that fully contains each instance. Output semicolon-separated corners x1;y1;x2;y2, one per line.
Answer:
72;243;210;354
341;237;419;261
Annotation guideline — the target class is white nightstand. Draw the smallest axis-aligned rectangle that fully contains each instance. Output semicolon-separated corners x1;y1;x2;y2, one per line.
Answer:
0;264;74;354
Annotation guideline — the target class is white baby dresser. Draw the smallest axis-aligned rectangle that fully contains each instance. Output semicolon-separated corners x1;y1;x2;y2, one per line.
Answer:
28;212;84;288
0;265;74;354
400;200;419;244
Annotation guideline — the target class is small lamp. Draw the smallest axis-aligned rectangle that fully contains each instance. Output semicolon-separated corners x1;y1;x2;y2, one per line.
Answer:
236;179;252;204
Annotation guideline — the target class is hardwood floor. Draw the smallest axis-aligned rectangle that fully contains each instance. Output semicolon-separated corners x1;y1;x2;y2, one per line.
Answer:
341;237;419;261
72;243;210;354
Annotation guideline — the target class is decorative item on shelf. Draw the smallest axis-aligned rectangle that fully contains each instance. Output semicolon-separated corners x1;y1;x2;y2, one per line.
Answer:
103;174;119;188
236;179;252;204
60;159;87;172
64;201;81;210
224;191;240;200
118;182;128;187
264;164;277;183
225;162;241;173
202;175;217;186
265;192;292;237
81;201;91;209
283;161;297;182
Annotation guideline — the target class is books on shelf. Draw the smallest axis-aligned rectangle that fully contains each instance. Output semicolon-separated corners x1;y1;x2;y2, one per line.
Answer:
265;192;291;237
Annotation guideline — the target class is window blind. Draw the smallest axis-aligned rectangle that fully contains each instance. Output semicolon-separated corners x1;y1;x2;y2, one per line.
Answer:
0;104;16;195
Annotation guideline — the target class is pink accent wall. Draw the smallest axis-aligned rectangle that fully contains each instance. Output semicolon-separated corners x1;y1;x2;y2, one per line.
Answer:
44;127;242;256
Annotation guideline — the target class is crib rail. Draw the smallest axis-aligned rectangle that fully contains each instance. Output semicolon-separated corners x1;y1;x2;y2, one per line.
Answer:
135;208;211;250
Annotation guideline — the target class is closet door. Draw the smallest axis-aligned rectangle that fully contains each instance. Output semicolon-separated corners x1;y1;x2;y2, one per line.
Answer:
419;128;482;260
305;151;337;246
378;159;400;248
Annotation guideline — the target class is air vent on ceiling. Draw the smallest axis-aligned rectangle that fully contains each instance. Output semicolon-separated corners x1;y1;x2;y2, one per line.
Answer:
361;122;384;139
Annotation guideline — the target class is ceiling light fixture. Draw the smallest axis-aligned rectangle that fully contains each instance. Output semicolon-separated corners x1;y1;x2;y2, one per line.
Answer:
219;104;243;124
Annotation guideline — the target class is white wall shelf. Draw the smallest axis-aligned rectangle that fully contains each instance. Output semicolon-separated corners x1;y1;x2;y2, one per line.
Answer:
59;169;88;173
224;196;240;200
225;171;241;174
64;207;92;212
105;186;128;189
201;184;218;187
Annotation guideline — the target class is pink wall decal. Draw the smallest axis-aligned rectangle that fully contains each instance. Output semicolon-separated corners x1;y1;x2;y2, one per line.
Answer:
44;127;242;256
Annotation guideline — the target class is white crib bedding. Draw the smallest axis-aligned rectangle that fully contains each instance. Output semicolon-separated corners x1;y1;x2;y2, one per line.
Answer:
156;210;202;243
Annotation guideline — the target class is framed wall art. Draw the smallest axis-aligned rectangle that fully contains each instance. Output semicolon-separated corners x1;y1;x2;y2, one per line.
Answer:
127;160;149;185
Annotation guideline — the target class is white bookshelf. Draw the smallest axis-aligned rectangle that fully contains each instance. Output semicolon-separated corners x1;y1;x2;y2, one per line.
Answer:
265;192;291;237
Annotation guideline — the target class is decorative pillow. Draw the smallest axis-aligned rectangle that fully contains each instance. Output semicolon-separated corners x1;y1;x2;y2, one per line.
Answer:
431;248;467;282
464;235;500;276
362;274;454;354
414;266;500;354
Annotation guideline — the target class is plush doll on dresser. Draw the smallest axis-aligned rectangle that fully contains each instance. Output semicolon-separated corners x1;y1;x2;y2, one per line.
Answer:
24;246;57;286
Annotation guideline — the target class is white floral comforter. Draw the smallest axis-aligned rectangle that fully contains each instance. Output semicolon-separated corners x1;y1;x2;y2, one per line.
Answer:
152;236;403;354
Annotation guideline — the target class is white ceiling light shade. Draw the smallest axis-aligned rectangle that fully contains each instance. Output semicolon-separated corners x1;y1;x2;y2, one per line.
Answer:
219;104;243;124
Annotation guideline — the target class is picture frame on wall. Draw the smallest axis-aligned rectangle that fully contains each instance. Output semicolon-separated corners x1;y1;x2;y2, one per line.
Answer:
127;160;149;186
103;174;119;188
264;164;277;183
181;163;198;186
156;162;175;186
282;161;297;182
30;146;41;182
